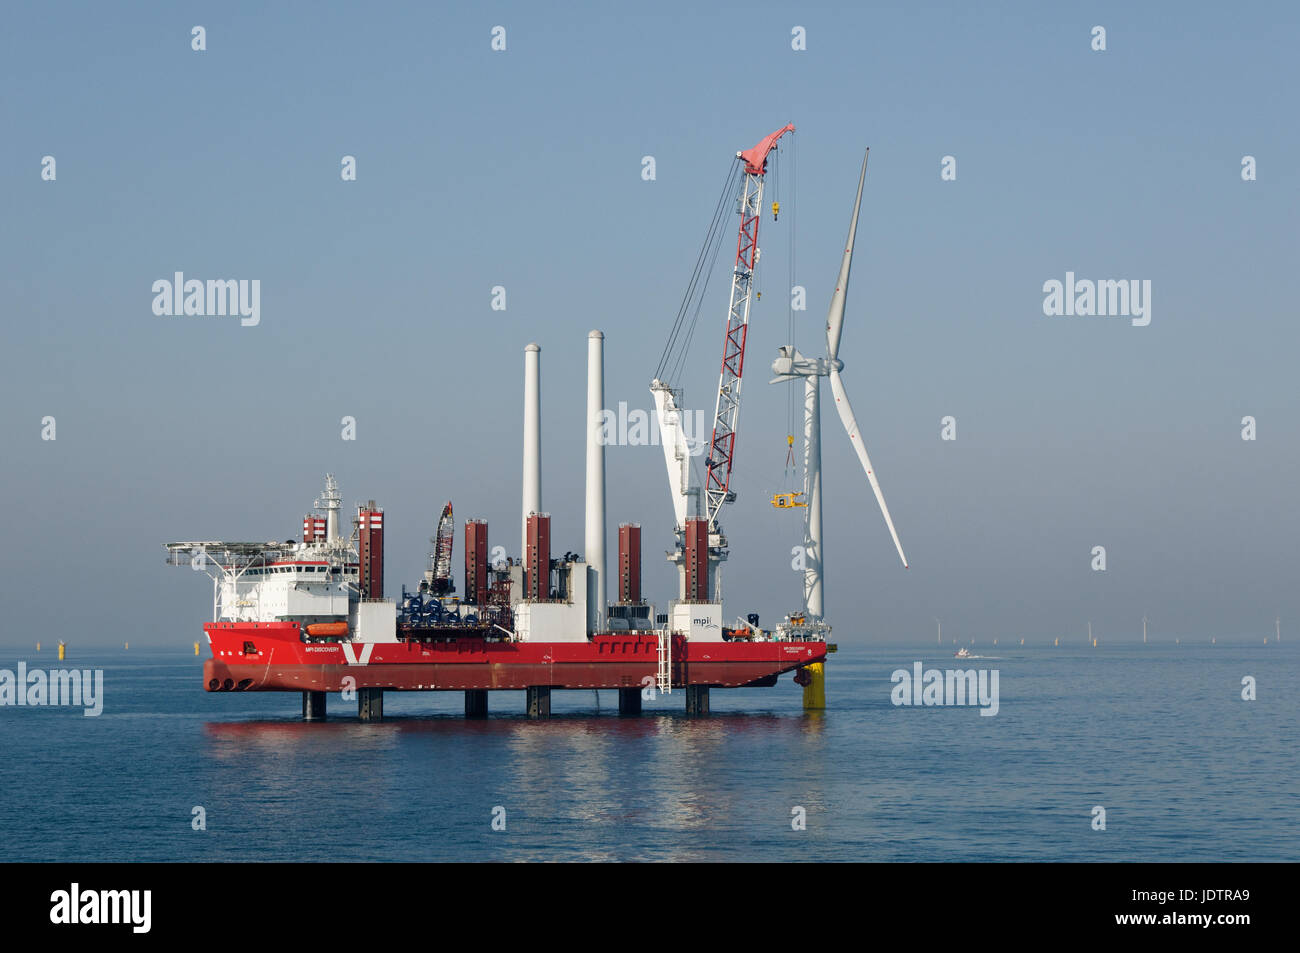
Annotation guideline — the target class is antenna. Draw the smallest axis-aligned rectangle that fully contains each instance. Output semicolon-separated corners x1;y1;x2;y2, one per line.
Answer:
314;474;342;543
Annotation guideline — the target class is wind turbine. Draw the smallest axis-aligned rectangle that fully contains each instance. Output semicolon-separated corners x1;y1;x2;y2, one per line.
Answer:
770;149;908;637
1142;613;1148;644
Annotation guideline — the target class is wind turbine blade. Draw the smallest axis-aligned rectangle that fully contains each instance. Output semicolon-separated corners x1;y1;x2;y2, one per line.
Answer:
825;149;869;362
829;366;908;568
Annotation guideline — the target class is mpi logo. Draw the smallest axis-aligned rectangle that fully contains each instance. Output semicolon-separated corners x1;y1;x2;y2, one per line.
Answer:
50;884;151;933
890;662;999;716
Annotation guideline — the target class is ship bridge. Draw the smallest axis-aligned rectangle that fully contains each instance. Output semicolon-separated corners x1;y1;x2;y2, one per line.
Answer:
165;540;359;623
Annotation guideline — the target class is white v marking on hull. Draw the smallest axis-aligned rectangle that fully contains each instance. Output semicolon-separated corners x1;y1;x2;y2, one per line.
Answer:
340;643;374;665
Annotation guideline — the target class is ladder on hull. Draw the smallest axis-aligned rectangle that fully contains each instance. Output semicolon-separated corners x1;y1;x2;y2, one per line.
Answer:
656;629;672;694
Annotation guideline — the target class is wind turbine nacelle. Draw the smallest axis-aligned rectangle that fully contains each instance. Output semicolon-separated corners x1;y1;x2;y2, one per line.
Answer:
770;346;841;382
769;345;803;380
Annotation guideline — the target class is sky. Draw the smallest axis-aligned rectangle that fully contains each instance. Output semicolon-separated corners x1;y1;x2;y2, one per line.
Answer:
1;1;1297;646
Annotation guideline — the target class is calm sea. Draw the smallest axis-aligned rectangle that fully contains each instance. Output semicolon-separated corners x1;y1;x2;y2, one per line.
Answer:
1;641;1295;862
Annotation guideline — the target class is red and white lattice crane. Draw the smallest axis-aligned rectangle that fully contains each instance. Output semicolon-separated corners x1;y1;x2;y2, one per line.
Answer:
651;124;794;608
704;123;794;528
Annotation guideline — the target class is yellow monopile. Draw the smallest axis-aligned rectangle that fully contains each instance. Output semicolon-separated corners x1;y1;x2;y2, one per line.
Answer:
802;662;825;709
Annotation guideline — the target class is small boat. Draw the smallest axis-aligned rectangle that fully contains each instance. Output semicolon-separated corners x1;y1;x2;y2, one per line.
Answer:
954;647;972;659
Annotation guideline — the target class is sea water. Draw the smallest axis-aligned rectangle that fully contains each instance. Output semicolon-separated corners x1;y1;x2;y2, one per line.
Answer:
0;642;1294;862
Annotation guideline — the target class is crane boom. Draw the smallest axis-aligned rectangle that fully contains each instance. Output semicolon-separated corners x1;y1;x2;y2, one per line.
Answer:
704;123;794;528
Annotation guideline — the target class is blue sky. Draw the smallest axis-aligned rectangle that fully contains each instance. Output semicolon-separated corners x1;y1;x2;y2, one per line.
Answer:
2;1;1297;645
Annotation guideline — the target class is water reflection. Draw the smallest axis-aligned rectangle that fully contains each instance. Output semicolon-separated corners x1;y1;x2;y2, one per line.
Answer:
198;705;835;859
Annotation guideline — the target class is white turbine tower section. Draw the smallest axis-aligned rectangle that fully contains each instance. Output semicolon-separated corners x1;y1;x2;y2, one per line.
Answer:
521;343;542;559
770;148;908;635
585;331;607;633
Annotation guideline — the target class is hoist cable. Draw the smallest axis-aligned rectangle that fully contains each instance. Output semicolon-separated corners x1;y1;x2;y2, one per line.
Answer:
655;159;740;385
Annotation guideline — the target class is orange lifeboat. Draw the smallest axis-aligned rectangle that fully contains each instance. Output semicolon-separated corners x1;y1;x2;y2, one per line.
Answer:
305;622;349;637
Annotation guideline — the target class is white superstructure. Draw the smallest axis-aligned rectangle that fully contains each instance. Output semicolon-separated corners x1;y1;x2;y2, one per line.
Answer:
166;474;397;643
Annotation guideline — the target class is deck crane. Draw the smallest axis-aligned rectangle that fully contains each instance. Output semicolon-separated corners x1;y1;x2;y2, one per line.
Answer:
651;124;794;608
704;123;794;528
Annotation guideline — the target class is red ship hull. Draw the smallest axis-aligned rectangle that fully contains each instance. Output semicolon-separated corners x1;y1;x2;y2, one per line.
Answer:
203;622;825;693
